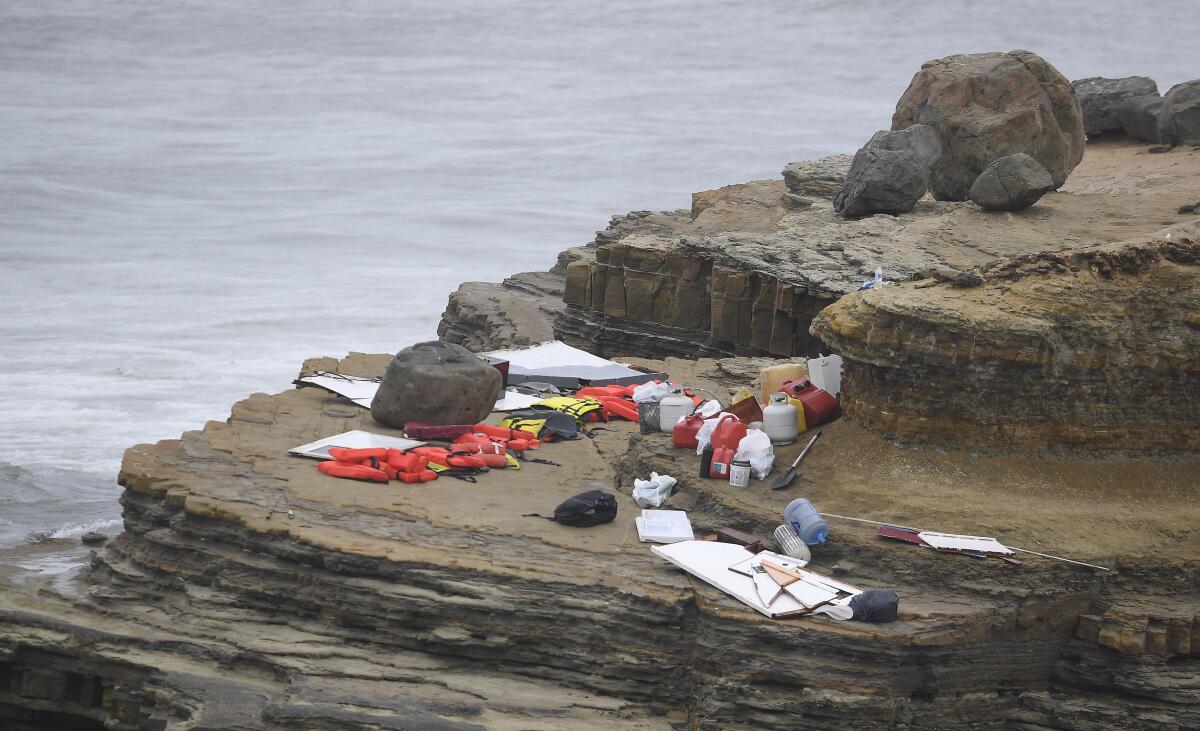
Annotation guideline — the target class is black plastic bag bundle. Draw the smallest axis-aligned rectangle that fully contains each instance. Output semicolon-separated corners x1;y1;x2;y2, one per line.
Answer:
551;490;618;527
849;589;899;623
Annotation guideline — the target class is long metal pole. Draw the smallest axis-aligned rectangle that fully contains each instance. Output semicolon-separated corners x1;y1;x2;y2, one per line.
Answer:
820;512;1111;571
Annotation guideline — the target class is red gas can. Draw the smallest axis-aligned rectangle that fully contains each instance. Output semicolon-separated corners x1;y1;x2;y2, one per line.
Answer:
710;414;748;451
779;379;840;428
709;446;736;480
672;413;706;449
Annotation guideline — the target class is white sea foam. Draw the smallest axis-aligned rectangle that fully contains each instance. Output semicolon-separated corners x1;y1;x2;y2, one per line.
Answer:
45;518;123;541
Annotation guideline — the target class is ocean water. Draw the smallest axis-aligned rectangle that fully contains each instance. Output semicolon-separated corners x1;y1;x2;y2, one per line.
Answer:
1;0;1196;548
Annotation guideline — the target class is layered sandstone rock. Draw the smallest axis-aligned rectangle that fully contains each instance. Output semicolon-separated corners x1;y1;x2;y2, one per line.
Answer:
810;222;1200;452
554;142;1200;361
3;353;1198;728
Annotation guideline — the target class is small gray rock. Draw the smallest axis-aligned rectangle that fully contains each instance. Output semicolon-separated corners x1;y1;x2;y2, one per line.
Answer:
1120;95;1164;143
834;125;940;219
950;271;985;288
1158;80;1200;145
968;153;1055;212
371;341;502;428
81;531;108;546
1071;76;1159;136
781;154;854;198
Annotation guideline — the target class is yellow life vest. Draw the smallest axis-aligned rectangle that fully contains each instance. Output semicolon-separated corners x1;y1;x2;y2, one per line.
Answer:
500;415;549;438
532;396;606;423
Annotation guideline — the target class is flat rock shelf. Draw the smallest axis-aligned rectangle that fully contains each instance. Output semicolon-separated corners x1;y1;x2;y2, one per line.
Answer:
2;353;1198;729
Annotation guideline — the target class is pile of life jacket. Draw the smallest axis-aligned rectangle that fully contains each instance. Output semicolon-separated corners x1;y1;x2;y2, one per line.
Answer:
573;386;640;421
316;424;543;484
317;447;438;484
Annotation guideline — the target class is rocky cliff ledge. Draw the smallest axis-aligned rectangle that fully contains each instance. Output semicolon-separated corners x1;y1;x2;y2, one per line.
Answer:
439;142;1200;361
810;222;1200;452
2;354;1199;728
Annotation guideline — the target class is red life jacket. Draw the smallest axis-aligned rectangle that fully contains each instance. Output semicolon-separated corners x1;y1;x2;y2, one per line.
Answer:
317;460;389;483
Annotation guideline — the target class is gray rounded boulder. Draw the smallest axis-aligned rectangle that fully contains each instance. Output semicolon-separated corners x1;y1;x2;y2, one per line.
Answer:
833;125;940;219
969;153;1055;212
1158;80;1200;145
1071;76;1159;136
1120;95;1165;143
892;50;1084;201
370;341;502;428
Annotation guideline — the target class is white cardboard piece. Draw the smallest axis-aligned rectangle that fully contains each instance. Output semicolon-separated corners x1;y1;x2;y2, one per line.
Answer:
652;541;811;618
635;510;695;543
492;389;543;411
288;430;425;460
917;531;1014;555
295;372;380;408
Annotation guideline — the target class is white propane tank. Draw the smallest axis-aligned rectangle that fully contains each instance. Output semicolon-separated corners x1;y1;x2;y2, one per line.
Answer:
657;386;695;433
762;392;799;445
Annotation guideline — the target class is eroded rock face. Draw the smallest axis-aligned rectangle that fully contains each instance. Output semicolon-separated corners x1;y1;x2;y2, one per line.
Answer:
1158;80;1200;145
969;152;1056;211
810;224;1200;452
892;50;1085;201
370;340;501;427
1071;76;1159;136
834;125;940;218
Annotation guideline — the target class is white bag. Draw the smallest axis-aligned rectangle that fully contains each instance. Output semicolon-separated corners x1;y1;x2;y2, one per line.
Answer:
632;381;672;403
734;429;775;480
694;412;736;456
632;472;678;508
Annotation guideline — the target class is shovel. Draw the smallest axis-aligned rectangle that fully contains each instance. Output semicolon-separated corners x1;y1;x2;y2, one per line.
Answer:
770;430;821;491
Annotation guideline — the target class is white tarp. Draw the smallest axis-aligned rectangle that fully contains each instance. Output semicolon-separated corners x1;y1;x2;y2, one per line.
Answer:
635;510;694;543
483;341;657;385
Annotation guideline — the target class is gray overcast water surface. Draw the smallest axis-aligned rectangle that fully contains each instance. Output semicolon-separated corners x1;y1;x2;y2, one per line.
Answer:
1;0;1196;546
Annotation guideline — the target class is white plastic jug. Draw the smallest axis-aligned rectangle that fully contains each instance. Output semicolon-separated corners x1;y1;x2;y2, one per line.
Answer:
762;392;799;445
657;387;695;433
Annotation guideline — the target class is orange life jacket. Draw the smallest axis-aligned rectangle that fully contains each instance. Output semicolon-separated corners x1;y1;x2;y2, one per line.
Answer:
317;460;389;483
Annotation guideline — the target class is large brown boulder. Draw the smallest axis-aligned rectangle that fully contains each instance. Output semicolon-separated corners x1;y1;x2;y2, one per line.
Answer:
370;340;502;427
892;50;1085;201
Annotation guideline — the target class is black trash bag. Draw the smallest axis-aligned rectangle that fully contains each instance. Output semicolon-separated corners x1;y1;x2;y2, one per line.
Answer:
849;589;899;623
552;490;618;527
